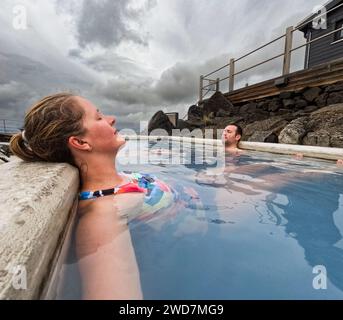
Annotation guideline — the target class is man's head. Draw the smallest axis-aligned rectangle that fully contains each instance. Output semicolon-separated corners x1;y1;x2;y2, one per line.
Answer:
222;124;243;148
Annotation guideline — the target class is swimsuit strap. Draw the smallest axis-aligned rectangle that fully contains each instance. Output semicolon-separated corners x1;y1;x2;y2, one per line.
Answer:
78;172;155;201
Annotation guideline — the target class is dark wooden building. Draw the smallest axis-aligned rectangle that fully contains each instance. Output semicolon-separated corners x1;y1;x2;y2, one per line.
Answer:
299;0;343;68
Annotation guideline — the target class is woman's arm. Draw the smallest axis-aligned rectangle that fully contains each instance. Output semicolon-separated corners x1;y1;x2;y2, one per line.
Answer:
75;199;143;300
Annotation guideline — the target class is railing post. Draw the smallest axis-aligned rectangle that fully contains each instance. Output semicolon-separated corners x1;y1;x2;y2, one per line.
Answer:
283;26;293;75
215;78;220;92
199;75;204;104
229;58;235;92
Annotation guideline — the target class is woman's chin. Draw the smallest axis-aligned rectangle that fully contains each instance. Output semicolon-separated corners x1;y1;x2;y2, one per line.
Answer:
116;134;126;147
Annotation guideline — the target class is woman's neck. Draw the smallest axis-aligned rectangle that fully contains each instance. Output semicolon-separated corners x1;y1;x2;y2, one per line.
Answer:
79;154;126;191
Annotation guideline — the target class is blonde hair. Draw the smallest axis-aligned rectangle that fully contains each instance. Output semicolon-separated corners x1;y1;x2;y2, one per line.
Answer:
10;93;85;166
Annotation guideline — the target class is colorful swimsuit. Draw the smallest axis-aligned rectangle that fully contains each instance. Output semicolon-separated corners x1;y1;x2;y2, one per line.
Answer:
78;172;176;217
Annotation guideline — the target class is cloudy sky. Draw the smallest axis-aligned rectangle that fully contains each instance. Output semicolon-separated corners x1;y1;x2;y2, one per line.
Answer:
0;0;323;131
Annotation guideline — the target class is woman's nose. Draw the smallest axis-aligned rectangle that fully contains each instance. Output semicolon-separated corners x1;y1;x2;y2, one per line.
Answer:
107;116;116;126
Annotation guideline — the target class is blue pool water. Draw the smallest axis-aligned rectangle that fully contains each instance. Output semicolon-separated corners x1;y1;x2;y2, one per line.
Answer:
57;140;343;299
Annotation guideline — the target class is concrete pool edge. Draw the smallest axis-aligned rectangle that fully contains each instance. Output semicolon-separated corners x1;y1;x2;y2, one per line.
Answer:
129;136;343;161
0;159;79;299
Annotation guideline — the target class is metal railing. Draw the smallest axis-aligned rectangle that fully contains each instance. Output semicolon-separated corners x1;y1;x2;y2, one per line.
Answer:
199;2;343;103
0;119;22;134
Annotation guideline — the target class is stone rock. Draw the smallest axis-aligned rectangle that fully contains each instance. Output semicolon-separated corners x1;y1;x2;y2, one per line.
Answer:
294;97;308;109
279;92;293;99
303;130;330;147
257;101;269;111
175;119;199;131
314;93;328;107
279;117;308;144
248;131;278;143
324;82;343;93
239;102;257;114
268;98;282;112
188;105;203;121
282;99;295;109
303;105;319;113
243;116;290;141
208;112;216;119
216;109;232;117
330;132;343;148
148;110;175;135
254;109;270;116
276;109;292;115
303;87;322;102
301;103;343;147
203;91;234;116
327;92;343;105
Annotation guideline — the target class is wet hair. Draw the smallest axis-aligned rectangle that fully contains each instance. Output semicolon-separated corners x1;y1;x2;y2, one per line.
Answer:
9;93;86;166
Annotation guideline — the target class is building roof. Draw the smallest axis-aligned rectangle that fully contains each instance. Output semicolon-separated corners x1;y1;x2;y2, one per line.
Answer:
297;0;343;32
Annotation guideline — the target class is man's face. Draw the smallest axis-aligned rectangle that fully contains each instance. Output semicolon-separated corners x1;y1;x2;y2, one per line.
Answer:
222;125;241;145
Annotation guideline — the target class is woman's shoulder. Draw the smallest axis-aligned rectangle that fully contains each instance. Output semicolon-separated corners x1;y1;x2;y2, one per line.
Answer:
77;191;144;219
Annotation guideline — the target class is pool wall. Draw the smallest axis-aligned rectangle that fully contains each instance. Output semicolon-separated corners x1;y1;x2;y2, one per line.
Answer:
0;158;79;299
137;135;343;160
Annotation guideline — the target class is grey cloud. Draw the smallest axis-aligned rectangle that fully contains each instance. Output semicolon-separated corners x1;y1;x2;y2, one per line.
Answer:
0;51;94;119
68;49;149;78
91;53;231;114
58;0;155;48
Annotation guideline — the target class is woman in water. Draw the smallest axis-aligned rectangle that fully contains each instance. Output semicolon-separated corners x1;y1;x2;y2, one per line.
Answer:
9;93;177;299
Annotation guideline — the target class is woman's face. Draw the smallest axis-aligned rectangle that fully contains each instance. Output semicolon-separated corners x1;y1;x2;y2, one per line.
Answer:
75;96;126;154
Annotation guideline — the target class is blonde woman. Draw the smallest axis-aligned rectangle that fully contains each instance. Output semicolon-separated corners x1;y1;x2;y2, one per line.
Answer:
10;93;176;299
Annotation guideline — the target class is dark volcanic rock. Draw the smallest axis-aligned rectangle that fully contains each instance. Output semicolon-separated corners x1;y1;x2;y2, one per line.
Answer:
243;116;290;141
248;131;278;143
268;98;282;112
279;92;293;99
203;91;234;116
216;109;232;117
303;105;319;113
175;119;201;131
294;97;308;109
327;92;343;105
315;93;328;107
325;82;343;93
303;87;321;102
148;110;175;135
188;105;203;121
239;102;257;114
282;99;295;109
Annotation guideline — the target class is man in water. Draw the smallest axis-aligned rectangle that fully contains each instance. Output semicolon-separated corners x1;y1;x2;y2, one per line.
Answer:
222;123;244;155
